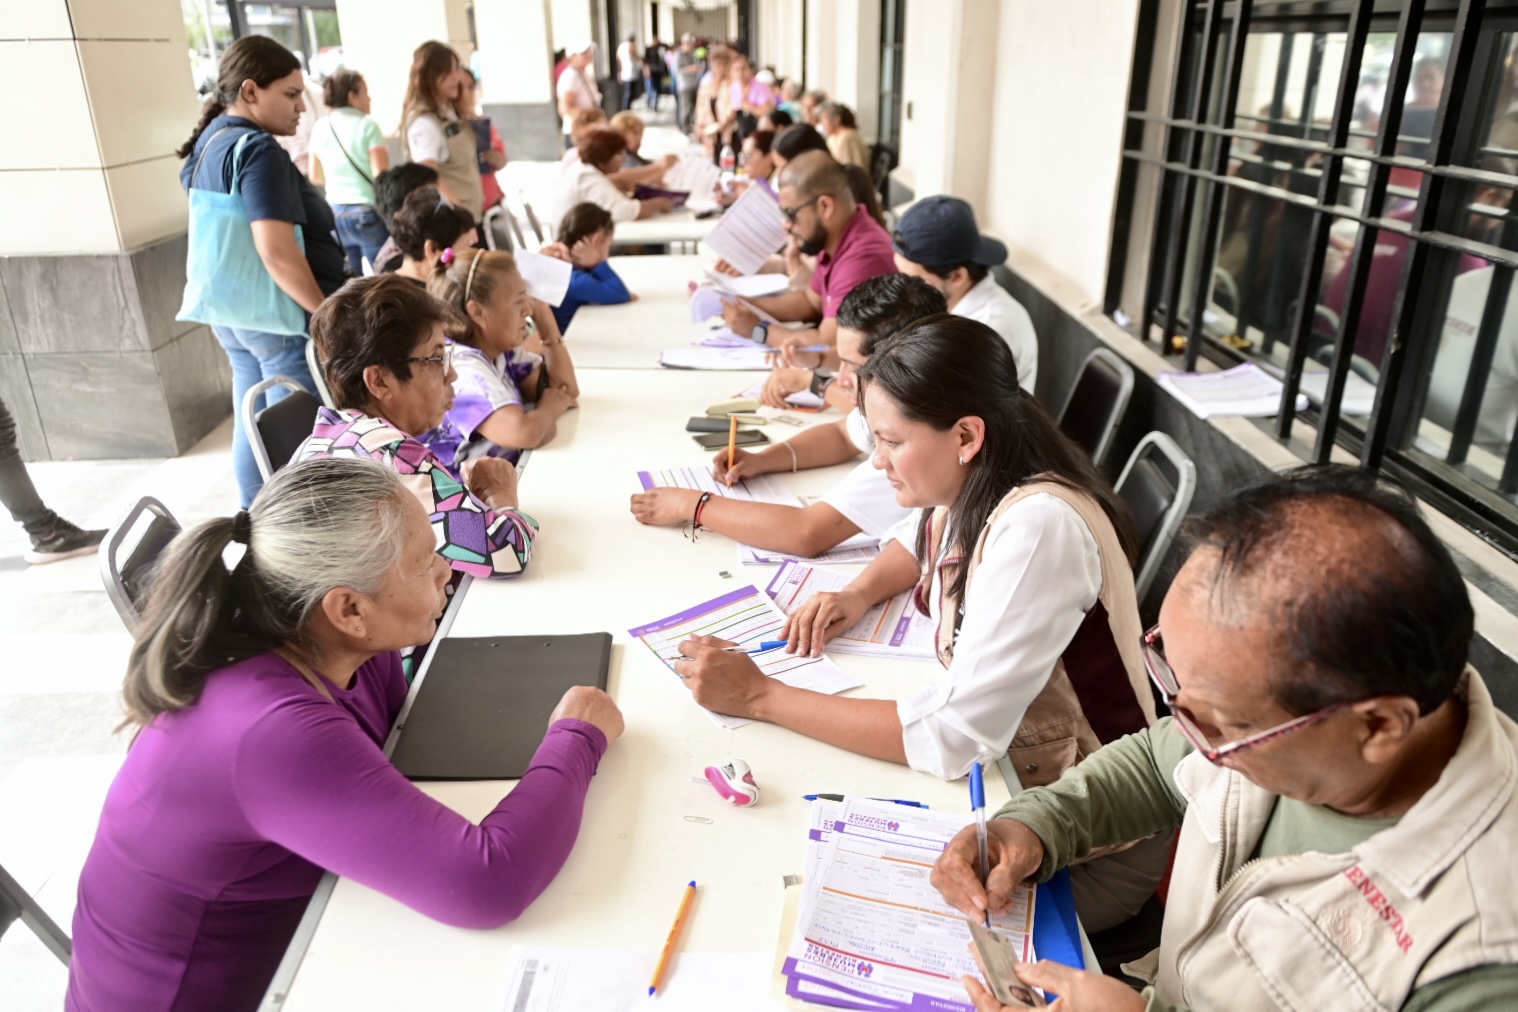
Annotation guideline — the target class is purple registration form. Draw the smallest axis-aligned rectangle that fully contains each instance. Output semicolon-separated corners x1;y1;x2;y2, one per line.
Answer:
628;585;863;728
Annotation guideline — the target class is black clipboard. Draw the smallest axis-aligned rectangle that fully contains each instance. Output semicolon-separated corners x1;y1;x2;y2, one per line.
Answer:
390;633;612;780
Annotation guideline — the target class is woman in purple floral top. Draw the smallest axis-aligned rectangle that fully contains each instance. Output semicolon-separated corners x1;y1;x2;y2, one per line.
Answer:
295;275;536;579
422;248;581;468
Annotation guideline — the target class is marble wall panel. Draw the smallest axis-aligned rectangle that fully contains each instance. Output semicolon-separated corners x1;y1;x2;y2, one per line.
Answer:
26;352;174;459
0;274;19;356
130;233;193;350
482;102;562;161
0;254;150;355
0;355;48;460
154;325;232;453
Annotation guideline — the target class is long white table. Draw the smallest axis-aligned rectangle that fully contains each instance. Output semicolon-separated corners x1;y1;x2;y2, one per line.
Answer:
612;207;721;252
266;368;1007;1010
567;254;731;369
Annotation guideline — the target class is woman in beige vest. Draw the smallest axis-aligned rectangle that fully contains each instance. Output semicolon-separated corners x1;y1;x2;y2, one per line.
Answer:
400;41;484;220
674;316;1166;929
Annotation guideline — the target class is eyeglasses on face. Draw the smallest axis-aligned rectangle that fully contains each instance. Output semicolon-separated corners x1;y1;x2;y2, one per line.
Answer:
1140;624;1353;764
781;195;821;223
404;344;454;370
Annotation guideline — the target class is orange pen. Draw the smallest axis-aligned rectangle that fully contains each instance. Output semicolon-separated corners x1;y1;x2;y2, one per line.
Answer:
726;414;738;487
648;880;698;996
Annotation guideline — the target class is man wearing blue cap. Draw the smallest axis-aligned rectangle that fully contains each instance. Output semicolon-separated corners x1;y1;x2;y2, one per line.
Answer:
892;196;1038;394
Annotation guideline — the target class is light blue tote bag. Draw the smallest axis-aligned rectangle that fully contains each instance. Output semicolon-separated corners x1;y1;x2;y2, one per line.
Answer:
177;127;308;337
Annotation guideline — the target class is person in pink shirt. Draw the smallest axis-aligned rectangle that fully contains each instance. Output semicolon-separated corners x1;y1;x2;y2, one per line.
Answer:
721;151;897;405
66;457;622;1012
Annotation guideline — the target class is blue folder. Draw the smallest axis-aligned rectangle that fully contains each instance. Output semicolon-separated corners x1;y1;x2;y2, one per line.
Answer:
1032;868;1084;970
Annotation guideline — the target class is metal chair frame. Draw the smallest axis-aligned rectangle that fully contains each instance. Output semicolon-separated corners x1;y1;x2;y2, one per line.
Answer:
242;377;319;481
1115;431;1198;600
1056;347;1135;469
99;495;181;630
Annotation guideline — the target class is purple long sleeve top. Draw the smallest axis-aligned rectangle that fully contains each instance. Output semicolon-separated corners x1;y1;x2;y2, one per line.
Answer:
66;650;607;1012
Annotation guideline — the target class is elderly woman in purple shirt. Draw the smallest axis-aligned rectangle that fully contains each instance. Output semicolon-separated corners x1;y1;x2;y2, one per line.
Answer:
295;273;537;579
66;457;623;1012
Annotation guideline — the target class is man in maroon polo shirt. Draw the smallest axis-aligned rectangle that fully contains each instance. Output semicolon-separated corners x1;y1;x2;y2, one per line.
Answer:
722;151;897;404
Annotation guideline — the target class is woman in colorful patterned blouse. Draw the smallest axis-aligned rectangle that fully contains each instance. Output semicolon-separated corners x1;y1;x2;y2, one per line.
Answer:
296;274;536;579
422;247;581;468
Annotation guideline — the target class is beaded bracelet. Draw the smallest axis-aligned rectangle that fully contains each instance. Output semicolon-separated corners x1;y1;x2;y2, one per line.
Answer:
692;491;713;530
784;442;798;473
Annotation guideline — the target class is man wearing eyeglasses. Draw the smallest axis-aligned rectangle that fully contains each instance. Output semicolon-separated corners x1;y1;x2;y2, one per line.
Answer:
932;465;1518;1012
720;150;896;403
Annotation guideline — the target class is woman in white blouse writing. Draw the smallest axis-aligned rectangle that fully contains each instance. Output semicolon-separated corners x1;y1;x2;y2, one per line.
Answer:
559;128;674;227
674;316;1167;929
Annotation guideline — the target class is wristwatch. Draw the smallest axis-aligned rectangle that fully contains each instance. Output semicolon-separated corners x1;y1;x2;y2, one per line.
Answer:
808;370;834;397
750;320;770;344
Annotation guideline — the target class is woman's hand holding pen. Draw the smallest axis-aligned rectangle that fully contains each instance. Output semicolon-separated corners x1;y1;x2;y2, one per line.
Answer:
710;446;772;484
672;634;774;718
930;820;1045;923
780;590;868;657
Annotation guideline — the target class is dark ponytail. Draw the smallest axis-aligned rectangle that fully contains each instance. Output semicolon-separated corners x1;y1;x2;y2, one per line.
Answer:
857;316;1138;606
177;35;302;159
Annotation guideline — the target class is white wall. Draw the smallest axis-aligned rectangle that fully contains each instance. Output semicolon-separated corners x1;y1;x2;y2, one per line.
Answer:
754;0;805;82
474;0;553;105
335;0;468;133
804;0;879;142
982;0;1140;307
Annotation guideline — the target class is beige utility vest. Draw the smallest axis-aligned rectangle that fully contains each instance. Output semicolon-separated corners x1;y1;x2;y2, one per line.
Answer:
1138;669;1518;1011
402;109;485;220
918;479;1157;789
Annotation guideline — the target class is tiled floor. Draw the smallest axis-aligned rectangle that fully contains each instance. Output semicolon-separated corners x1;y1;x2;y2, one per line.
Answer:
0;417;239;1009
0;108;689;1008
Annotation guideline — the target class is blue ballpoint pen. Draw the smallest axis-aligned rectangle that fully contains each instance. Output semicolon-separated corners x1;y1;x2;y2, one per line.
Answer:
722;639;788;654
970;761;990;927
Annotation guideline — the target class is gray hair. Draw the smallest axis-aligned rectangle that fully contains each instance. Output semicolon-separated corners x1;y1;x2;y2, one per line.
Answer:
123;457;414;725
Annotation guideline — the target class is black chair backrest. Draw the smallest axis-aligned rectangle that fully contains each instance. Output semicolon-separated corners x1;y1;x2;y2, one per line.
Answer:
256;390;321;477
1059;356;1126;461
991;264;1017;296
120;514;181;612
869;142;897;197
1120;455;1177;568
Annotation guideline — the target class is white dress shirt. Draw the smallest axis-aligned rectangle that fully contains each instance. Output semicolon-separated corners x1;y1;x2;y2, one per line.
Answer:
559;161;641;226
819;409;912;539
951;274;1039;394
891;493;1103;780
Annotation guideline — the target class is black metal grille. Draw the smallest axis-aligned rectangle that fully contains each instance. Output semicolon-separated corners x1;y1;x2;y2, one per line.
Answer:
1110;0;1518;558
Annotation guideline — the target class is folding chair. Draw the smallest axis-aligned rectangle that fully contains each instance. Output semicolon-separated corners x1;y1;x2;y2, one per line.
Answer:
305;339;337;409
1055;348;1135;470
99;496;181;630
1114;432;1197;600
243;377;321;482
481;204;515;252
0;860;70;966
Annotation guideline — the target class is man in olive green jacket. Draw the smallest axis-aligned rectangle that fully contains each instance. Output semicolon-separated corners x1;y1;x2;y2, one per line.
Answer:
933;465;1518;1012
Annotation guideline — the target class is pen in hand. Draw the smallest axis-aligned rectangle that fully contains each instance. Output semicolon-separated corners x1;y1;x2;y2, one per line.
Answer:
723;640;787;654
726;414;738;488
971;761;990;927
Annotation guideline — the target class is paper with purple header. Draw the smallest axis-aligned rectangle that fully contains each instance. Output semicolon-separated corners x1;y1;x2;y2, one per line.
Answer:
766;560;937;661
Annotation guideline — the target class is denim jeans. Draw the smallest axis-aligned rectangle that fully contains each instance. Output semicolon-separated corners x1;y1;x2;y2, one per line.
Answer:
332;203;390;277
0;394;55;537
213;326;317;508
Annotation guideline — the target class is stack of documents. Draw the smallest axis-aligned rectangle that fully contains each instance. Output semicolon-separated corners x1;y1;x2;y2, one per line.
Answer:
766;561;936;661
636;465;801;506
783;797;1036;1010
1157;362;1308;418
739;534;881;567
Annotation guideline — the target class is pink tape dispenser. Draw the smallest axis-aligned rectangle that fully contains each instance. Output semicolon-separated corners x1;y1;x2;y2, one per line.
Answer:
704;759;760;807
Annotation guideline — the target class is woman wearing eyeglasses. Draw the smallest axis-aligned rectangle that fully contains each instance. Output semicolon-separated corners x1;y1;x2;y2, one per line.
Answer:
295;275;536;580
672;316;1166;930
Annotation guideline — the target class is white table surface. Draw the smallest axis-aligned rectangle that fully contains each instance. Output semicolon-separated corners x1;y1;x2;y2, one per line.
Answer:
612;206;721;248
567;255;734;370
272;368;1006;1011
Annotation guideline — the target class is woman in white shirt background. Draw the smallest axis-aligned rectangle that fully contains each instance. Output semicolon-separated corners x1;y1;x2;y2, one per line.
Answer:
671;316;1168;929
309;68;391;276
401;41;484;220
559;128;674;228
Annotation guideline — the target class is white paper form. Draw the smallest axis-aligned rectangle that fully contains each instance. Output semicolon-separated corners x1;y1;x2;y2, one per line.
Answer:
783;799;1036;1012
704;269;790;298
739;534;881;567
500;946;781;1011
660;345;777;370
636;465;801;507
628;585;863;729
702;183;790;275
513;250;573;307
664;154;724;203
689;286;782;325
766;561;938;661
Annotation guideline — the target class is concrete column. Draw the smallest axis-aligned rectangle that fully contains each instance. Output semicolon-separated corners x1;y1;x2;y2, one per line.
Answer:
895;0;999;211
333;0;470;133
473;0;561;159
804;0;878;141
0;0;230;460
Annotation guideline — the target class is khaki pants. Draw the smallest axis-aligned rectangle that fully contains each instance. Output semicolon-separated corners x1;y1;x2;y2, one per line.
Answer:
1068;830;1175;933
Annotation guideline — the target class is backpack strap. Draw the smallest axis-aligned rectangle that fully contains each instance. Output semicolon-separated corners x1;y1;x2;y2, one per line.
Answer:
189;126;261;193
327;117;373;185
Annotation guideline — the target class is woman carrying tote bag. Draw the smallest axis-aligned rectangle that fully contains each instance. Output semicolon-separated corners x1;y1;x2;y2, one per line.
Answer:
177;36;347;507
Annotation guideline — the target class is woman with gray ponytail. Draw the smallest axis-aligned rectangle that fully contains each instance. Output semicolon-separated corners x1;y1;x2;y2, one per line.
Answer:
66;457;622;1012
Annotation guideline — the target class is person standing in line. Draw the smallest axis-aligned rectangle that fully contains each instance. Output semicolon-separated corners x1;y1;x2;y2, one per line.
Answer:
459;69;508;212
674;34;703;136
557;41;602;151
616;32;641;112
308;68;391;277
401;41;485;221
177;35;343;507
642;37;666;111
0;396;105;564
